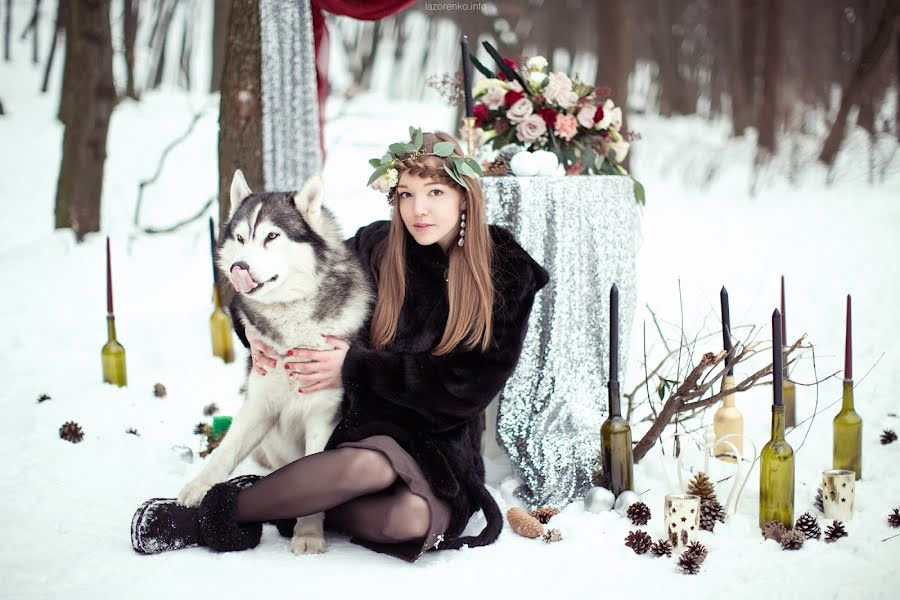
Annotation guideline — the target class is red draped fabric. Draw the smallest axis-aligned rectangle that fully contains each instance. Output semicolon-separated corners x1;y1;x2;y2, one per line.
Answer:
311;0;419;162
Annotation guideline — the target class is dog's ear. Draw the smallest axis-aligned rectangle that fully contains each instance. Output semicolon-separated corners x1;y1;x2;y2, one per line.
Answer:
229;169;253;219
292;173;324;226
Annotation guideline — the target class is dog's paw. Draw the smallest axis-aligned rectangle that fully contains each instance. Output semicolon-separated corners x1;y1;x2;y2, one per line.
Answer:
291;533;327;555
177;480;213;507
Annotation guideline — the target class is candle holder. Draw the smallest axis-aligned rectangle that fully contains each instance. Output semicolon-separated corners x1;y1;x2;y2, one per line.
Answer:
821;469;855;521
664;494;701;552
463;116;476;157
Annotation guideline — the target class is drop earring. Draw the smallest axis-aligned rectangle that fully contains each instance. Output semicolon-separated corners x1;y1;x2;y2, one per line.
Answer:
458;210;466;247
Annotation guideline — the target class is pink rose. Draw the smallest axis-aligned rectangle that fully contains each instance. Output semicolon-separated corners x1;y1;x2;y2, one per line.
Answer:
515;114;547;144
506;97;534;124
577;104;597;128
554;113;579;141
543;72;578;109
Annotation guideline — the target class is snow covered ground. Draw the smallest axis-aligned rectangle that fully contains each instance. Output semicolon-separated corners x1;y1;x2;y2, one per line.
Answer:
2;6;900;600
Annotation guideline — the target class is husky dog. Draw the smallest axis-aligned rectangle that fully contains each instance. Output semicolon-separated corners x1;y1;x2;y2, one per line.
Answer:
177;169;372;555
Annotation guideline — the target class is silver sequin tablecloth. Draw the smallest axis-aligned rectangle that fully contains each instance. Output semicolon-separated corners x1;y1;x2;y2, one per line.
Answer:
482;175;643;509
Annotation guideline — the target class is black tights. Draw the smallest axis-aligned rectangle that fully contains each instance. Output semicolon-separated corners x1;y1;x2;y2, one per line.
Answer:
234;447;432;544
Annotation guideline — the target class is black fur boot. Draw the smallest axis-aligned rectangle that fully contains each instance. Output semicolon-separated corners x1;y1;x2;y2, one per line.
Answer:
131;475;264;554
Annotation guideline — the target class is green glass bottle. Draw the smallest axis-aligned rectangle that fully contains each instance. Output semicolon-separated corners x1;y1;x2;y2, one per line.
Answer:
759;308;794;529
600;284;633;497
102;315;127;386
210;287;235;363
833;295;861;480
600;381;634;497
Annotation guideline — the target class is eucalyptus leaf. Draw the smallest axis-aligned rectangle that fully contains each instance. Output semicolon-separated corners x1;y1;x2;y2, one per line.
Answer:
381;153;392;164
433;141;456;157
366;162;391;186
443;164;468;189
632;178;646;206
368;158;382;168
462;157;484;176
457;161;478;178
409;125;416;139
414;128;423;150
389;142;415;155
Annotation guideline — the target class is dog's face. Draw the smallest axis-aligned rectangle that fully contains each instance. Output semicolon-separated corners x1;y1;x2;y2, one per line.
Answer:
218;170;328;303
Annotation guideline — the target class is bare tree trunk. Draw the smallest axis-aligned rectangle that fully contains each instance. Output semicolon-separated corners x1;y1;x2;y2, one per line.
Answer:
597;0;633;167
41;0;64;93
218;0;262;232
653;0;692;115
756;0;781;154
54;0;116;241
57;0;75;123
731;0;758;135
210;0;231;92
179;7;193;90
20;0;42;64
4;0;11;61
123;0;138;99
819;0;899;166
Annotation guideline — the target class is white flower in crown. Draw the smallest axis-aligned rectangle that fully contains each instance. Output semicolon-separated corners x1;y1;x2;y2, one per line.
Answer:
376;168;399;193
526;55;548;72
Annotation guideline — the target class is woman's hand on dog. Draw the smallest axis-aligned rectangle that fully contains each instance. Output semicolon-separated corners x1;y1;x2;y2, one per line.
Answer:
249;336;279;376
284;335;349;394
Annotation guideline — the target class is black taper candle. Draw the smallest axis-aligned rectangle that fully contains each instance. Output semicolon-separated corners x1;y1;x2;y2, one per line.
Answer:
610;283;619;383
772;309;783;406
721;286;733;375
780;275;787;344
106;236;113;315
208;216;218;286
845;294;852;380
461;35;474;117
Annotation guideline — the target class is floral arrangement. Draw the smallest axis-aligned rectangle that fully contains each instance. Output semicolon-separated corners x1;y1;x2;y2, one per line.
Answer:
469;44;644;204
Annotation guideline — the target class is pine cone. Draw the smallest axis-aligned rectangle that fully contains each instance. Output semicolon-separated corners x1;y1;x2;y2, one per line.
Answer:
484;156;510;177
824;520;848;543
762;520;788;542
125;427;140;436
881;429;898;445
530;507;560;524
780;529;806;550
59;421;84;443
203;402;219;417
677;552;702;575
684;541;708;564
193;422;209;436
650;539;672;557
542;528;563;543
627;501;651;526
624;530;652;554
700;499;726;532
37;393;51;403
153;383;167;398
888;508;900;528
687;472;717;503
507;507;543;539
814;487;825;513
794;512;821;540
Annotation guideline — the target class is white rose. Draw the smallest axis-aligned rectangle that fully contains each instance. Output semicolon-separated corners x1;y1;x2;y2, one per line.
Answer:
598;98;622;130
472;78;507;98
543;72;577;109
526;56;548;72
529;71;547;91
506;97;534;124
483;86;506;110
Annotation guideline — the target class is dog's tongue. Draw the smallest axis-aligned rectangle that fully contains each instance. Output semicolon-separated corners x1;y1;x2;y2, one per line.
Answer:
229;266;258;293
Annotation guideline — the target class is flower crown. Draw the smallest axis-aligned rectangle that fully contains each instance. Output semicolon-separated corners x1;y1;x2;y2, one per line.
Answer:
367;127;483;197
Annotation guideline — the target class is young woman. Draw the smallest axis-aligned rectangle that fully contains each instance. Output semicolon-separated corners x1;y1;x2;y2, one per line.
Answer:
130;131;549;562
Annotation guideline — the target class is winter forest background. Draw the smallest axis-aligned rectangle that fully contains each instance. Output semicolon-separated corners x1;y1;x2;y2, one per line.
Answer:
1;1;900;598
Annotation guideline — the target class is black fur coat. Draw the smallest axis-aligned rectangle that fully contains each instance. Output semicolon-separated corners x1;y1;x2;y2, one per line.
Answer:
322;220;549;561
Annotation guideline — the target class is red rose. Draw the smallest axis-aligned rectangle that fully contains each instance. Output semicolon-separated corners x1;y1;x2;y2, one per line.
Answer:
473;103;488;127
593;105;604;125
538;107;558;127
504;90;525;107
497;57;518;81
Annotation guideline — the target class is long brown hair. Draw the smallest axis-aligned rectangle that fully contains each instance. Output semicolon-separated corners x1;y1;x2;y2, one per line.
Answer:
369;132;494;355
